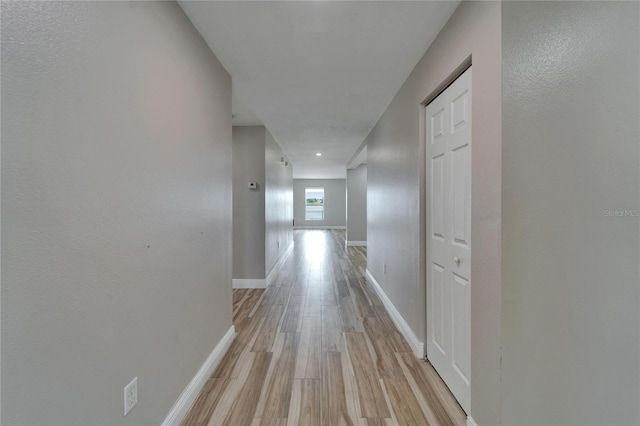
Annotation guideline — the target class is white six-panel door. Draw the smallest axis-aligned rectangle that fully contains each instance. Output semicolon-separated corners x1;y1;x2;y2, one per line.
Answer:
426;67;471;414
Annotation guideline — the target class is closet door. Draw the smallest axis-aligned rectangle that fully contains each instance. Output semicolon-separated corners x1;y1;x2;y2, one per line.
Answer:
426;66;472;413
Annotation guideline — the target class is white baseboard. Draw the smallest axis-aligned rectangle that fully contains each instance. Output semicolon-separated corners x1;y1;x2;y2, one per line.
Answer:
365;269;425;359
466;415;478;426
266;240;294;286
162;325;236;426
293;225;346;230
232;279;266;289
346;240;367;246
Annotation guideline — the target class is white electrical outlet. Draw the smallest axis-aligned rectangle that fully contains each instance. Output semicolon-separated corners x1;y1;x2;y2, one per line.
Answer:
124;377;138;416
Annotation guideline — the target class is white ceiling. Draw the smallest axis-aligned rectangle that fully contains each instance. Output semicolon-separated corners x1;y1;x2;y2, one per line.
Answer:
179;1;460;178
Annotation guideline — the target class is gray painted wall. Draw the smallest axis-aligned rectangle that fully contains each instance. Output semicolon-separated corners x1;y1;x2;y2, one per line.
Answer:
233;127;293;280
233;126;266;279
502;2;640;424
347;165;367;243
363;2;502;423
265;130;294;275
294;179;346;227
1;2;233;425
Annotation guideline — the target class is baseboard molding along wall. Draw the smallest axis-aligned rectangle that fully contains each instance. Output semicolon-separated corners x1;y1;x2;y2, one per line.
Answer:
266;240;294;286
233;240;294;289
293;225;346;230
162;325;236;426
346;240;367;246
232;279;266;289
365;269;425;359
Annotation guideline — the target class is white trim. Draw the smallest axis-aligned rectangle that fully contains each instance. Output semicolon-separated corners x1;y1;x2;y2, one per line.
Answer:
293;225;346;230
232;279;266;289
266;240;294;286
233;240;294;289
346;240;367;247
162;326;236;426
365;269;425;359
466;416;478;426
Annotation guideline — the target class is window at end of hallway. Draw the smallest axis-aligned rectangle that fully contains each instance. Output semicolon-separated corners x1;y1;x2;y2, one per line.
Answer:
305;187;324;221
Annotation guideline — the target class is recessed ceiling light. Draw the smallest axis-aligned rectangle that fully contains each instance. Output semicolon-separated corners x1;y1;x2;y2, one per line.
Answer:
316;152;322;156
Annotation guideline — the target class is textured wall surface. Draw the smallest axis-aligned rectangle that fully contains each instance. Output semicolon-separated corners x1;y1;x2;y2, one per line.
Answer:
1;2;232;424
502;2;640;424
363;2;501;423
293;179;346;227
233;126;266;279
265;130;294;275
346;165;367;242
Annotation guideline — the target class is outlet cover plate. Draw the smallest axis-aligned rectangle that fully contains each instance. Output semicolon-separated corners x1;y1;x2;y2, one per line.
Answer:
124;377;138;416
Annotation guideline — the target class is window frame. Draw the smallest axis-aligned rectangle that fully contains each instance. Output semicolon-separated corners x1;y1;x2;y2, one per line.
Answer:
304;187;325;221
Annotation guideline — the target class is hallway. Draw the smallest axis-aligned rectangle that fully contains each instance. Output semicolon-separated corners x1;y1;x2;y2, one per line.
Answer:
182;230;465;425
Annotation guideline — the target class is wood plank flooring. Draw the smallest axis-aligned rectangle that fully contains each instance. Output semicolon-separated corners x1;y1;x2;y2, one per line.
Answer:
182;230;465;426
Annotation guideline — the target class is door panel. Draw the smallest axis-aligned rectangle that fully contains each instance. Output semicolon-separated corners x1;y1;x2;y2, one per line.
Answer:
431;106;446;143
451;89;469;133
432;263;446;356
451;144;469;247
426;84;451;387
426;67;472;414
431;154;446;240
452;272;470;384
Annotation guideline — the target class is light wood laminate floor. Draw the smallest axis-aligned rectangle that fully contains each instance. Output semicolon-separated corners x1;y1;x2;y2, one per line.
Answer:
182;230;466;426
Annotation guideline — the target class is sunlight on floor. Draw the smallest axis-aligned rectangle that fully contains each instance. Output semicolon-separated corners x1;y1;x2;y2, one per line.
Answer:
301;230;327;268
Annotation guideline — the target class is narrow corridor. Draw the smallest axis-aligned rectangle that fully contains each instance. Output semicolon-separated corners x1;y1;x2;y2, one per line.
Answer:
182;230;465;425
